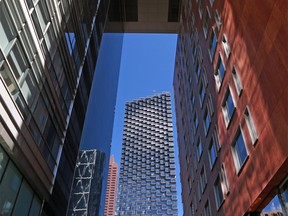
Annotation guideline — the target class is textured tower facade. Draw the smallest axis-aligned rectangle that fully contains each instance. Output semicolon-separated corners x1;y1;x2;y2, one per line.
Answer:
116;93;178;216
174;0;288;215
104;156;118;216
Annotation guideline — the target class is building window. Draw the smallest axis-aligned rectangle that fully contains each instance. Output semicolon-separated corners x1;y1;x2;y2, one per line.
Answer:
197;138;202;161
0;162;22;215
208;29;217;61
197;181;201;201
208;94;214;115
213;127;221;149
193;42;197;58
203;8;211;38
231;128;248;173
190;202;194;216
0;146;8;179
199;0;204;18
191;91;195;106
215;10;222;30
214;54;225;89
221;163;229;194
189;73;192;85
7;41;38;107
199;81;205;106
202;68;208;87
222;35;231;58
188;177;193;193
222;87;235;127
195;59;201;80
279;177;288;214
194;112;199;134
214;175;224;209
0;1;16;54
200;166;207;193
244;107;258;144
204;200;211;216
232;66;243;95
186;155;190;169
203;106;211;135
208;138;217;169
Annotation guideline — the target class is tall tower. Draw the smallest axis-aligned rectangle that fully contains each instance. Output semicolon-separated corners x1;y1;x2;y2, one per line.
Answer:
116;93;178;216
67;149;105;216
104;156;118;216
173;0;288;215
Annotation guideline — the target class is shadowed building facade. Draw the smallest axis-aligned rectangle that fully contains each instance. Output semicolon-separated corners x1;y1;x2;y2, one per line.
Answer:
173;0;288;215
116;93;178;216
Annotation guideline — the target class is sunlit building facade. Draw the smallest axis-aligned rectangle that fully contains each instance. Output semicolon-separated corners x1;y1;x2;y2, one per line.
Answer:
116;93;178;216
174;0;288;215
104;155;118;216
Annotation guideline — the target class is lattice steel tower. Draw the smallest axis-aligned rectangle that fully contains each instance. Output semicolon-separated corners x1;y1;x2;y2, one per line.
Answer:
116;93;178;216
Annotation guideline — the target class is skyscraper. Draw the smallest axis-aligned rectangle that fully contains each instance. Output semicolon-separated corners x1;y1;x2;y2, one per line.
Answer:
173;0;288;215
0;0;116;215
68;149;105;216
116;93;178;216
104;155;118;216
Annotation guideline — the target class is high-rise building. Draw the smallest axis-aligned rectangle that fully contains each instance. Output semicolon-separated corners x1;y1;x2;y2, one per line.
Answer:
67;149;105;216
104;155;118;216
116;93;178;216
0;0;114;215
173;0;288;215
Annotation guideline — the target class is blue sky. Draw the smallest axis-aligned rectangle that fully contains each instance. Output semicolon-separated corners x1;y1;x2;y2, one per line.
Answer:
111;33;183;215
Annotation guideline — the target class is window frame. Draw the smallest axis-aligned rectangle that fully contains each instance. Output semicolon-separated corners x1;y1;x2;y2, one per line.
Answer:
244;107;258;145
208;28;217;62
231;66;243;96
222;86;235;127
203;106;211;135
203;7;211;38
208;138;217;169
214;54;226;90
222;34;231;58
214;174;224;210
231;127;249;174
196;137;203;161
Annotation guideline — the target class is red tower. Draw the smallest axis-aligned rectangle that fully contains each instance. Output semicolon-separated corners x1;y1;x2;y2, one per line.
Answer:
104;156;118;216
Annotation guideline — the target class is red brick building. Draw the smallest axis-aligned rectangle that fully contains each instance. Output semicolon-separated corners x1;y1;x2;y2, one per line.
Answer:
104;156;118;216
173;0;288;215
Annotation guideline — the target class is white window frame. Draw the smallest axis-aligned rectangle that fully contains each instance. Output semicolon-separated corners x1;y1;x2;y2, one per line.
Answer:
231;127;249;174
214;53;226;90
232;66;243;95
222;34;231;58
222;86;235;127
244;107;258;144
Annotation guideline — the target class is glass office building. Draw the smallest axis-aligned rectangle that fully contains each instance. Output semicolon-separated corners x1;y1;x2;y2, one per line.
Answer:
0;0;110;215
67;149;105;216
116;93;178;216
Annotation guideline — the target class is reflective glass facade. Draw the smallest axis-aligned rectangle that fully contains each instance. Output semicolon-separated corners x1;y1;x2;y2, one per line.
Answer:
116;93;178;216
0;0;110;215
67;149;105;216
